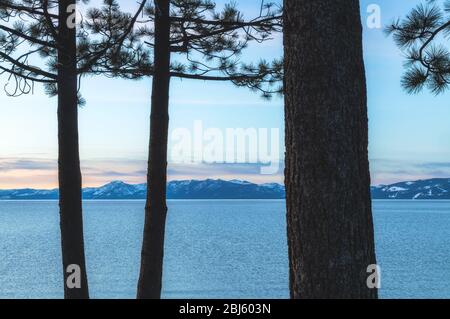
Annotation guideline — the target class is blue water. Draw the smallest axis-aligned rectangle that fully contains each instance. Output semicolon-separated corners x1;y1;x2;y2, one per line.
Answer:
0;200;450;299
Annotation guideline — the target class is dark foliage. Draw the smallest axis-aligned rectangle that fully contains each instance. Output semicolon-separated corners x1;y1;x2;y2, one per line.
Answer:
98;0;283;98
0;0;148;299
0;0;147;100
386;0;450;94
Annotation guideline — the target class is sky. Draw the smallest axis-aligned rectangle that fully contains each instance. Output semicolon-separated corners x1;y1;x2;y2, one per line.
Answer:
0;0;449;189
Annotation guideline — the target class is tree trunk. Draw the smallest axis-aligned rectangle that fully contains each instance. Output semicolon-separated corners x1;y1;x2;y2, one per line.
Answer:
57;0;89;299
137;0;171;299
284;0;378;299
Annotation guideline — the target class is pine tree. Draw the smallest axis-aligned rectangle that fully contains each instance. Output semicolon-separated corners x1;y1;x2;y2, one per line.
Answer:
105;0;282;299
284;0;378;299
386;0;450;94
0;0;147;299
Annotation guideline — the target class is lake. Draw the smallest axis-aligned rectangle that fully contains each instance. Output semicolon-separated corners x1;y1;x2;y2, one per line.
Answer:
0;200;450;299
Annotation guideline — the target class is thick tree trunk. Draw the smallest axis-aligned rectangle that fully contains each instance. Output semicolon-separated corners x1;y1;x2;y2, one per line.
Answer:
57;0;89;299
137;0;171;299
284;0;378;299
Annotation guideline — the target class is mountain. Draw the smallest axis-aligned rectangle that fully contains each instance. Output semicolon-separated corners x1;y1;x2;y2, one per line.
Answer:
1;178;449;200
371;178;450;200
0;179;285;200
167;179;285;199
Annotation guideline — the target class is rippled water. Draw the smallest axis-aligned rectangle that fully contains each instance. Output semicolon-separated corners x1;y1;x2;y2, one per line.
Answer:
0;200;450;299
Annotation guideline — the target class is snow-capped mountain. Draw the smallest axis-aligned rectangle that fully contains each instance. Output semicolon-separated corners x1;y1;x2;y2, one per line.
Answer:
1;178;449;200
0;188;60;200
0;179;286;200
82;181;146;199
167;179;285;199
371;178;450;199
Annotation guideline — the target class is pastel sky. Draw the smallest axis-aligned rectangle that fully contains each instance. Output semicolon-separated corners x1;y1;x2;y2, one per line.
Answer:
1;0;449;189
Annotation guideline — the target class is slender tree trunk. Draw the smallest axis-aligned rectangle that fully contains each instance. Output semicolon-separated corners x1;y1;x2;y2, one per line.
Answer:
284;0;378;299
137;0;171;299
57;0;89;299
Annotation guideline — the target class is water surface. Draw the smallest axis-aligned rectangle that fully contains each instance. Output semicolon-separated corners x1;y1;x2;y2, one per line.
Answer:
0;200;450;298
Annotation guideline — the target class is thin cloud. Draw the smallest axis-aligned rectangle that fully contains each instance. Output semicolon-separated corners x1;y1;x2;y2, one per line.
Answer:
370;158;450;185
0;158;56;171
0;157;285;188
3;156;449;189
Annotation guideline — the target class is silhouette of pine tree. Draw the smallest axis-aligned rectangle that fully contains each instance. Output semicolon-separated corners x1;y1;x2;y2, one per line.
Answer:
386;0;450;94
91;0;282;299
0;0;147;299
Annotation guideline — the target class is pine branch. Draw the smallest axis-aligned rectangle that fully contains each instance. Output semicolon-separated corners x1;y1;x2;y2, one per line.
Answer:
387;1;450;94
0;65;56;83
0;2;58;19
0;24;56;48
0;51;57;79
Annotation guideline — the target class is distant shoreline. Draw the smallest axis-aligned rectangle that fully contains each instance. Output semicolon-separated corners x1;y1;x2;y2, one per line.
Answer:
1;178;449;200
1;199;450;202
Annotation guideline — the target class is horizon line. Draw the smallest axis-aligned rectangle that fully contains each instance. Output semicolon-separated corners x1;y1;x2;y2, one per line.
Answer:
2;177;450;191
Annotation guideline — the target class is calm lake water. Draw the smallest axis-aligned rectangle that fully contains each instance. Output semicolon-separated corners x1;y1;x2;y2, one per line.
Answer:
0;200;450;299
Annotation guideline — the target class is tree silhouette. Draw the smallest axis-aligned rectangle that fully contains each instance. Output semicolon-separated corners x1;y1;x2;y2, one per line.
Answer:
386;0;450;94
107;0;282;299
0;0;147;299
284;0;378;298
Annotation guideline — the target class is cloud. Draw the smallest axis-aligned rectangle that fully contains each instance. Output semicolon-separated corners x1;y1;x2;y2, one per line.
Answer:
0;158;56;171
168;162;284;175
416;162;450;169
168;162;284;184
370;158;450;185
4;155;448;189
0;157;284;189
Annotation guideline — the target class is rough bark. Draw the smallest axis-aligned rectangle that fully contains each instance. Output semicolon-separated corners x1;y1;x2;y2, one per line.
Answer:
57;0;89;299
284;0;378;299
137;0;171;299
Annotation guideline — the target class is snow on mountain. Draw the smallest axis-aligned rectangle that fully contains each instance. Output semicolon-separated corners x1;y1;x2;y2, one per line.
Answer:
83;181;145;199
0;180;286;200
371;178;450;200
0;188;59;200
229;179;252;185
1;177;449;200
